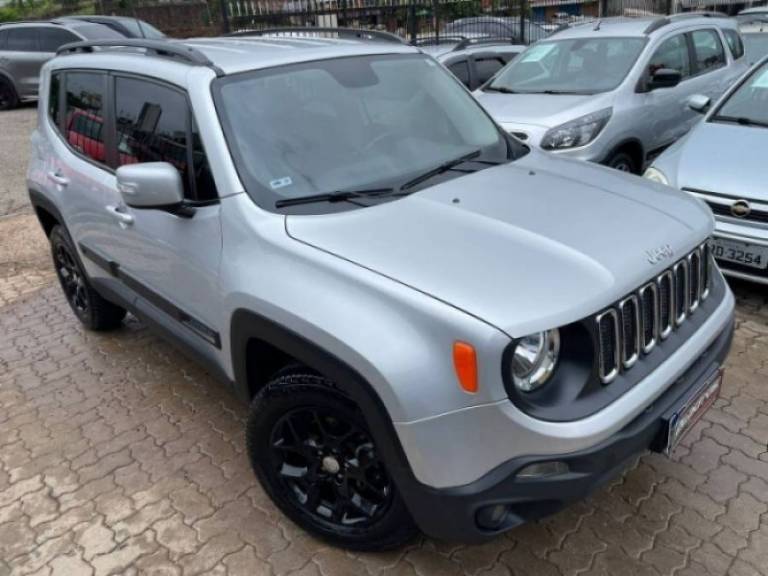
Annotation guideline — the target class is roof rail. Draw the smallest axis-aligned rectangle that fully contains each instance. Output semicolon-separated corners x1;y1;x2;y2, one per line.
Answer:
56;39;225;76
669;10;727;20
453;36;521;51
226;27;405;44
412;35;468;47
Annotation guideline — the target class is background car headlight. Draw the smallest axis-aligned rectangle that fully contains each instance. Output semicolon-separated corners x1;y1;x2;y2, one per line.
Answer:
643;167;669;185
541;108;612;150
511;329;560;392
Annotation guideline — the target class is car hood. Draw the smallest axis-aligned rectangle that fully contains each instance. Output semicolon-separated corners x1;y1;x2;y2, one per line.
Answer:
474;91;600;128
286;154;712;336
674;121;768;199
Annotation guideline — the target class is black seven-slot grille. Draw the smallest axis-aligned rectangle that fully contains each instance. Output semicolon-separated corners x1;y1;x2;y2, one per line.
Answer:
596;242;711;384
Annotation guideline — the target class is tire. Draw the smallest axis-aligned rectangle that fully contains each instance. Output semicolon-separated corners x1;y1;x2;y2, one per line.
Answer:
50;225;126;331
0;76;18;111
246;370;418;550
604;150;639;174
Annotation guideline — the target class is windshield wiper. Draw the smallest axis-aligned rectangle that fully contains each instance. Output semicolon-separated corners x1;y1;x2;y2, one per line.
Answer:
400;150;484;192
483;86;518;94
539;89;590;95
275;187;395;208
712;115;768;128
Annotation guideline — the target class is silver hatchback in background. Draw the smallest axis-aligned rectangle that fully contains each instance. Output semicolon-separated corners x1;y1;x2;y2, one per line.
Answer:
646;55;768;284
475;14;748;173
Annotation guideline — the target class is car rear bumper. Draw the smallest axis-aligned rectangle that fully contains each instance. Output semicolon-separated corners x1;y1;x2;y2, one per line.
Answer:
397;312;734;542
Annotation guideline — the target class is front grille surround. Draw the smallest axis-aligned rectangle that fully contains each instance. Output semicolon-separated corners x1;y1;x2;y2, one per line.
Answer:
596;242;711;385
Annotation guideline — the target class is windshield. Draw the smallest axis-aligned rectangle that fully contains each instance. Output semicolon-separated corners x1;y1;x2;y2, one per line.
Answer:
215;54;516;212
712;61;768;127
121;18;166;39
487;37;646;94
70;23;125;40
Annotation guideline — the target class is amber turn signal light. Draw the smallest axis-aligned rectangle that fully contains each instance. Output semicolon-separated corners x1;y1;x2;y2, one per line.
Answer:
453;341;478;394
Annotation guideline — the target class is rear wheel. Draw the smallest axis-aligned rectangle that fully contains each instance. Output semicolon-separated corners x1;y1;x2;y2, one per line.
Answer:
0;77;18;111
246;370;417;550
50;225;126;330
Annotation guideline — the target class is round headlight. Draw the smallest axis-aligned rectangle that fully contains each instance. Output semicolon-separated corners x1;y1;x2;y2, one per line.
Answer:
643;167;669;186
511;329;560;392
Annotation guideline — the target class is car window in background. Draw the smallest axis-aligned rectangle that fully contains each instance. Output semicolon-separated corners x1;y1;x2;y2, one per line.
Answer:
723;29;745;60
448;60;470;86
712;61;768;126
122;19;165;39
475;56;505;85
744;33;768;64
691;29;726;73
64;72;106;164
69;23;125;41
648;34;691;78
6;28;38;51
487;37;646;94
38;28;80;52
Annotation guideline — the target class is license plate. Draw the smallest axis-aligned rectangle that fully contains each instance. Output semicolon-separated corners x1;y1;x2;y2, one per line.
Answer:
711;237;768;269
666;368;722;455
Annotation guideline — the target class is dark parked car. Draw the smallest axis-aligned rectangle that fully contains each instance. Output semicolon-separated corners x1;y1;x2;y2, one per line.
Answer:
59;16;165;39
443;17;548;44
0;19;123;110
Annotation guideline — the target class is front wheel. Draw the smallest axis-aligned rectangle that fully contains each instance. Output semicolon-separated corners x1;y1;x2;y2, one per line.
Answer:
246;370;417;550
604;150;639;174
0;77;18;111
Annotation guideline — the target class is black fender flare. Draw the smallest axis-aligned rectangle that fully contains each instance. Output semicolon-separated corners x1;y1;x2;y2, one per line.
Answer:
229;308;432;514
28;187;65;234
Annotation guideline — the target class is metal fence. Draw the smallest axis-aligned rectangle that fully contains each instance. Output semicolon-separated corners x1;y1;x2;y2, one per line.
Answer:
220;0;759;42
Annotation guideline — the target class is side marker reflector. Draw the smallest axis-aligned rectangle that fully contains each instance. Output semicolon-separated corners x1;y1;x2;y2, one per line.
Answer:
453;341;478;394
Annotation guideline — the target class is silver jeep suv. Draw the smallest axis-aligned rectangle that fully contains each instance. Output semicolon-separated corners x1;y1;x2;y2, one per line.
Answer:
28;31;735;549
475;14;748;173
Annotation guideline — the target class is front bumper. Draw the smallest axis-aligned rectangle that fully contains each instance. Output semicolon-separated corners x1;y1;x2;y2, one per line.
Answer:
396;311;734;542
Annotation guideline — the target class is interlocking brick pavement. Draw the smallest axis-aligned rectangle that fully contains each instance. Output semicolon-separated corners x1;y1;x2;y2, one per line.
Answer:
1;108;767;575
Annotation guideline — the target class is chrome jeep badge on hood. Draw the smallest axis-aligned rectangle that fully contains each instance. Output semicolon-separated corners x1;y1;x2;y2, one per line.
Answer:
646;244;674;265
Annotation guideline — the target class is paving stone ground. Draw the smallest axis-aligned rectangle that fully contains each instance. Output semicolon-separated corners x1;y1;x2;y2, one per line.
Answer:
1;108;767;576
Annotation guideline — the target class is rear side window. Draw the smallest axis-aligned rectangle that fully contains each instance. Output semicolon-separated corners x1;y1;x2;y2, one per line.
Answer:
0;30;7;50
6;28;38;52
115;77;216;201
648;34;691;78
691;29;726;74
38;28;80;53
723;29;745;60
64;72;107;165
474;57;505;85
448;60;470;87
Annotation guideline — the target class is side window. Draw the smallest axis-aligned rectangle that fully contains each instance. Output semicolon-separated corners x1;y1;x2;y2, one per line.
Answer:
38;28;80;53
0;30;7;50
447;60;470;87
648;34;691;78
723;29;745;60
691;29;726;74
64;72;107;165
6;28;39;52
49;73;60;127
474;57;505;85
115;77;217;201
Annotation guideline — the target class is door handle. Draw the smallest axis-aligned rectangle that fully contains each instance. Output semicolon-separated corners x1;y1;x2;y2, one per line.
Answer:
105;205;134;227
47;171;69;187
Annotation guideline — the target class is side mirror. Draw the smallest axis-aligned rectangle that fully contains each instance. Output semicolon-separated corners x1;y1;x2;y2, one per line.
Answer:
648;68;682;90
687;94;712;114
116;162;184;209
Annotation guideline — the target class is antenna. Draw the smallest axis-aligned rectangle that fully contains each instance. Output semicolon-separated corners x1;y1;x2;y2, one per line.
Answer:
593;19;602;31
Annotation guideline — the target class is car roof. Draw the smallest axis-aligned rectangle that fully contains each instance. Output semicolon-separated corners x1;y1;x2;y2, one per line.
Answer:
51;35;420;77
739;7;768;15
548;14;736;40
420;40;525;59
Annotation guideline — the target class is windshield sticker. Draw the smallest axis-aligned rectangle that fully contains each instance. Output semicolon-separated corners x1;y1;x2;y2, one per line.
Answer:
751;69;768;88
521;44;556;62
270;177;293;190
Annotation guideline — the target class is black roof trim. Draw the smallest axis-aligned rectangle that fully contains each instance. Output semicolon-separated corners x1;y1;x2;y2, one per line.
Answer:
226;27;405;44
56;39;225;77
